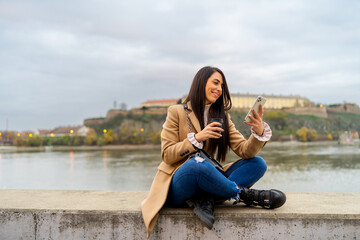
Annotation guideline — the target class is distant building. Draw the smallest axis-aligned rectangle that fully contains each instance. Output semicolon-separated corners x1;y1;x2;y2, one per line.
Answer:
19;131;34;137
178;93;313;110
231;93;314;110
86;94;328;126
37;126;90;137
141;99;181;108
77;126;91;136
34;129;52;137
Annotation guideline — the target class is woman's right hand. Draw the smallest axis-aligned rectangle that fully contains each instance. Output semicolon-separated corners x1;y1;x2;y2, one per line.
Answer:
195;122;224;142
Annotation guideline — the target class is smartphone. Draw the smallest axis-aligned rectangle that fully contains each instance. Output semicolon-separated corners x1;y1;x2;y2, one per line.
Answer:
244;96;267;123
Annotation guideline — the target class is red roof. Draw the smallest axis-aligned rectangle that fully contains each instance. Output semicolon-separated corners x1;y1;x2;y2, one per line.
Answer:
143;99;179;104
37;129;52;135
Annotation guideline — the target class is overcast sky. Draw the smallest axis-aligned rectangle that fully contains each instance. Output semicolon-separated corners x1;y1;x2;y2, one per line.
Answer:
1;0;359;131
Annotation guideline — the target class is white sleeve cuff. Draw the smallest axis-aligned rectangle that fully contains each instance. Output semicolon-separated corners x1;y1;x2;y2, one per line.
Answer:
187;133;203;149
251;121;272;142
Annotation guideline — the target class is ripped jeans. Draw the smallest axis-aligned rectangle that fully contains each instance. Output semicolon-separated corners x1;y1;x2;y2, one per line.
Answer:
166;156;267;207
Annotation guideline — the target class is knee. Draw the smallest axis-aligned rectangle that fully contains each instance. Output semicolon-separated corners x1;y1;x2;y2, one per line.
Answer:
251;156;267;175
186;157;220;176
182;157;207;173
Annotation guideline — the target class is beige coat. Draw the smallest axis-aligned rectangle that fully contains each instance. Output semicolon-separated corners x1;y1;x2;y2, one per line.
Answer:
141;103;266;238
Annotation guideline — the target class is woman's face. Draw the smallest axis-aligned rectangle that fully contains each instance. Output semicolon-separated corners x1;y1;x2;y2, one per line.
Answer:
204;71;223;105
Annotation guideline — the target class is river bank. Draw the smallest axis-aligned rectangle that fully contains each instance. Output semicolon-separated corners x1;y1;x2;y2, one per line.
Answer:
0;140;343;152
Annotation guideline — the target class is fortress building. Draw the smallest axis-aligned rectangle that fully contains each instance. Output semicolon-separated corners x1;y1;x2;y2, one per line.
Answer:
231;93;314;110
139;93;324;117
141;94;313;110
141;99;181;108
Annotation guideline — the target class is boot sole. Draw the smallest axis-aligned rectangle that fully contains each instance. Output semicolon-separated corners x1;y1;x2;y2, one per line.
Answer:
186;200;214;229
193;208;215;229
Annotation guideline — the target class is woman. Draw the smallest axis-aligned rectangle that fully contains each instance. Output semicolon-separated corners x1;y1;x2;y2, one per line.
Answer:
141;66;286;238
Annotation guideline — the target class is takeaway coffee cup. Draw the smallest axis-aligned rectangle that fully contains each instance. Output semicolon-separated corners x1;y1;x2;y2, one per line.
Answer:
209;118;224;134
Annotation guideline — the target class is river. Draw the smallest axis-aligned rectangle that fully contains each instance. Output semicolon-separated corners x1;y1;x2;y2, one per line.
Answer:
0;143;359;192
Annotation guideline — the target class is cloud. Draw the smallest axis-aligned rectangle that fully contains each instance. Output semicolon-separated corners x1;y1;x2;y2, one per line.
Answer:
0;0;359;130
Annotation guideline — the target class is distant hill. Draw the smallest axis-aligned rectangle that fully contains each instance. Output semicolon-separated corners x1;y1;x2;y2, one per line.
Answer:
85;107;360;142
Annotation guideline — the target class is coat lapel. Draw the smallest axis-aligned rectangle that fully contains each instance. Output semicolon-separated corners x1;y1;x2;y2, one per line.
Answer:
187;102;201;133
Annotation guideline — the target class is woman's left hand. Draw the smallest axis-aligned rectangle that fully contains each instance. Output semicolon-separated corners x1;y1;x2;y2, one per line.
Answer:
244;104;264;136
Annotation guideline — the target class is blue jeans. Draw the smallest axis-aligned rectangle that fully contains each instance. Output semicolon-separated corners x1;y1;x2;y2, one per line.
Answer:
166;156;267;207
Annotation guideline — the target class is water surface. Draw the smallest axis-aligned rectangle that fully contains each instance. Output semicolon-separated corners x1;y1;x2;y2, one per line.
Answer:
0;143;359;192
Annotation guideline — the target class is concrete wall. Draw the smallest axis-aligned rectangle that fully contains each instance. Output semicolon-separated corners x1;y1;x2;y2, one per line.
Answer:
1;190;359;240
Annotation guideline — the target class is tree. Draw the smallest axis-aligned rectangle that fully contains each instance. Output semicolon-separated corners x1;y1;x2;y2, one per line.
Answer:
104;129;115;144
62;135;72;146
296;127;318;142
307;129;318;141
84;128;97;145
27;135;44;146
85;135;97;145
13;136;26;146
97;136;105;146
72;135;82;146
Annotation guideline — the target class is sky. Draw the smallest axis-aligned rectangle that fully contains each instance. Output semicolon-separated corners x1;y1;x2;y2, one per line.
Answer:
1;0;359;131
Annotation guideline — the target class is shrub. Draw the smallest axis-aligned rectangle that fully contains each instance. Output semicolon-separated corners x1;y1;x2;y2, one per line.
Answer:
72;135;82;146
62;135;72;146
104;129;114;144
296;127;318;142
27;135;44;146
14;136;27;146
97;136;105;146
85;134;97;145
148;131;161;144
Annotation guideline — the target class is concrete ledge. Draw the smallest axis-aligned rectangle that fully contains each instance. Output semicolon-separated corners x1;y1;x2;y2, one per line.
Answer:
1;190;359;239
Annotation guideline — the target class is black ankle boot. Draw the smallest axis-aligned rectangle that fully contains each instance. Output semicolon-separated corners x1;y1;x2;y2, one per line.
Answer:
235;187;286;209
186;193;215;229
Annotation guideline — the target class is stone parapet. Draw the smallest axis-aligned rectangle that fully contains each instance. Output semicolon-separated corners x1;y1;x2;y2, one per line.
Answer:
0;190;359;239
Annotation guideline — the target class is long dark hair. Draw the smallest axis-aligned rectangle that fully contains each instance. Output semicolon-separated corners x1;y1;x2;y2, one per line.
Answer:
184;66;232;162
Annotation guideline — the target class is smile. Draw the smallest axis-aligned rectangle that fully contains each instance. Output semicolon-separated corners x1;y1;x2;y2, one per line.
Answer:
212;91;220;98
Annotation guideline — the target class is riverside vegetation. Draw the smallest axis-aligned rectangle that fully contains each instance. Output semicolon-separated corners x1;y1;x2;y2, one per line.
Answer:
11;110;360;147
